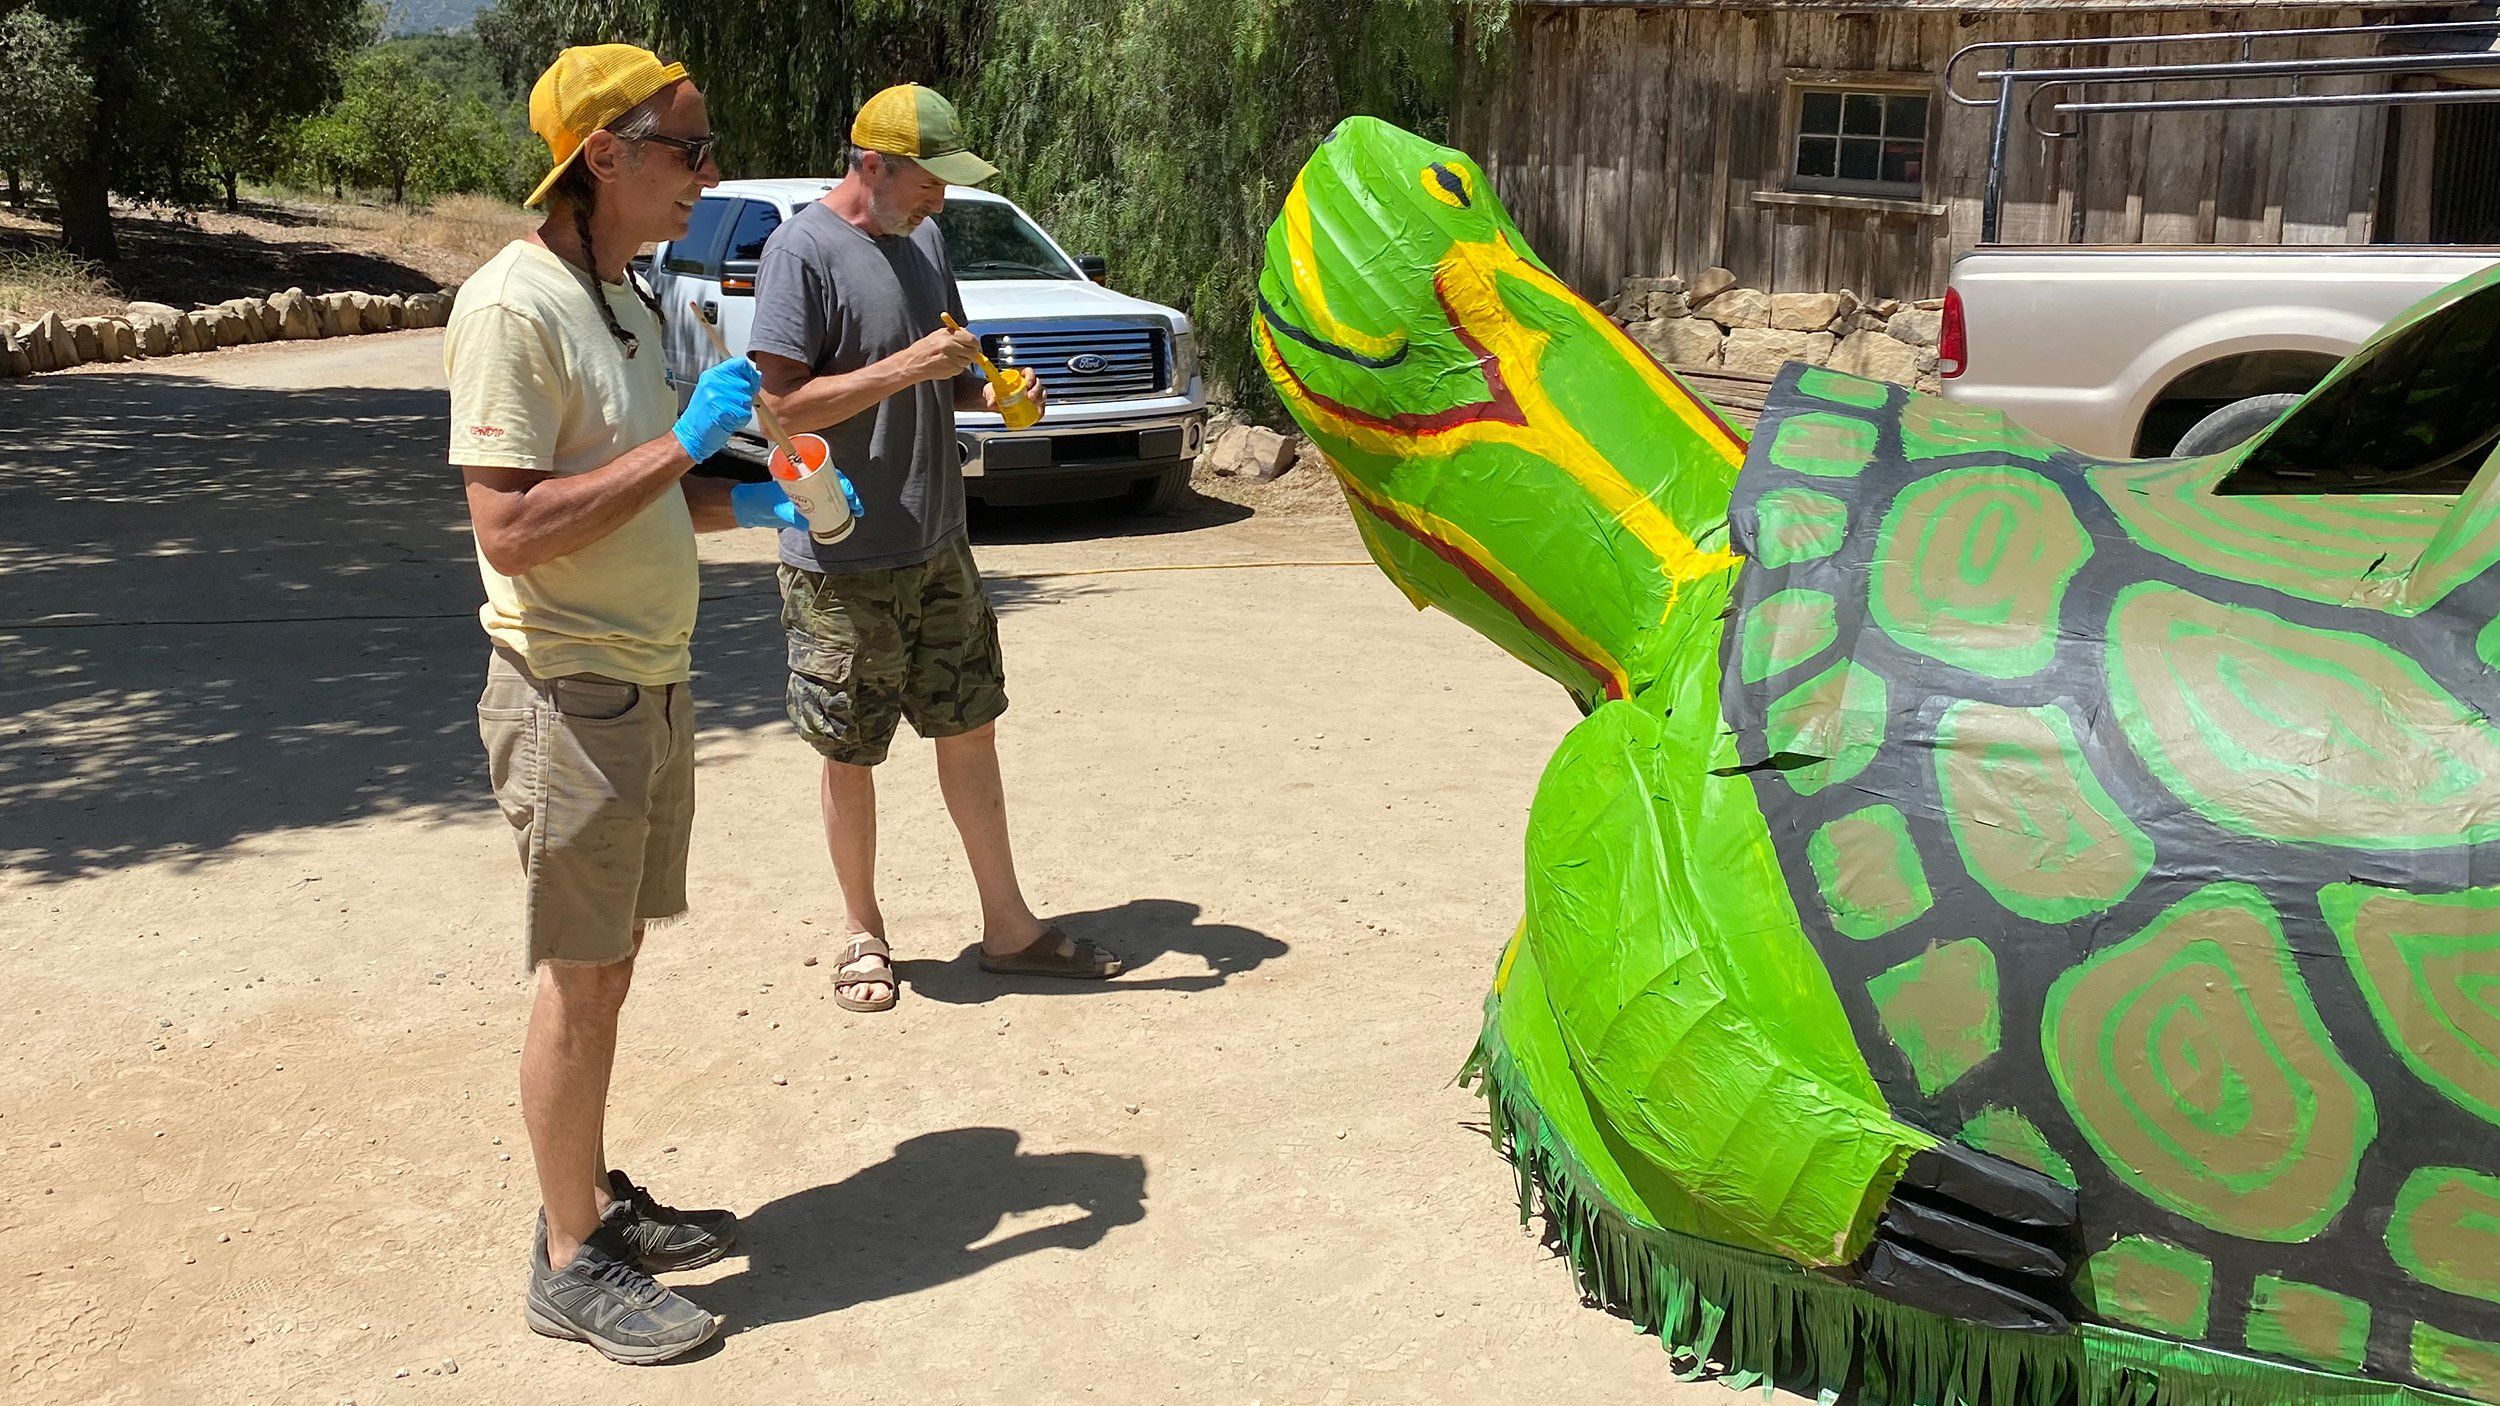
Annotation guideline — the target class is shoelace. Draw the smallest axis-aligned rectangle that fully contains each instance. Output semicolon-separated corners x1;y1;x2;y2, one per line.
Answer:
581;1252;664;1303
621;1180;687;1226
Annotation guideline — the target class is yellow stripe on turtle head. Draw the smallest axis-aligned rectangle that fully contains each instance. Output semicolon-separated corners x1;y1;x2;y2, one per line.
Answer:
1282;178;1409;364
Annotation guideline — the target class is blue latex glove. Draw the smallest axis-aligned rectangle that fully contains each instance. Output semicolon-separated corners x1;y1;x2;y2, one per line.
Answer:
729;479;803;530
729;473;866;532
672;358;763;462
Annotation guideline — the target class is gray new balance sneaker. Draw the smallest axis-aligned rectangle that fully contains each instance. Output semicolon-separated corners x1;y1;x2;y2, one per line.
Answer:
606;1168;739;1273
525;1217;719;1364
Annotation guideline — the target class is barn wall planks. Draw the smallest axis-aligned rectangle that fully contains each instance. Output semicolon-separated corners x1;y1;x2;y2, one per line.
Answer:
1455;3;2402;299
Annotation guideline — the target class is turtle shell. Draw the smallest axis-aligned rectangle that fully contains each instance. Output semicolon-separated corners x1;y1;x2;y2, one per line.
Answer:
1720;363;2500;1400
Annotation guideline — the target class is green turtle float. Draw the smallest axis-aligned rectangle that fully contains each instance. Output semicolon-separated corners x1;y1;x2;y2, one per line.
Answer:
1256;116;2500;1406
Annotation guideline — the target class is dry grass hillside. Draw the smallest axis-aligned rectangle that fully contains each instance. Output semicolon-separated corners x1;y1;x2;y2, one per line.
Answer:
0;192;531;322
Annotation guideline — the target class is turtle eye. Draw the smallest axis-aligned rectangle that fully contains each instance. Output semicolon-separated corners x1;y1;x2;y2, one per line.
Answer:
1423;161;1474;209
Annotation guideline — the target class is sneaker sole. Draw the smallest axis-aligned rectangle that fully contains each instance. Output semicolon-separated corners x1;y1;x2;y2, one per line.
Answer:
524;1299;720;1364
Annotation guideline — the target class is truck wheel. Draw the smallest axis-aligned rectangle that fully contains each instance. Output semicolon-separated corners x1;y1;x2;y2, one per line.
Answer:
1126;463;1195;515
2172;393;2305;458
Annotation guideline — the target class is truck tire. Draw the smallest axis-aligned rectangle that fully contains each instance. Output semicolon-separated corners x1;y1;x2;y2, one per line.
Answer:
1126;462;1195;515
2172;393;2305;458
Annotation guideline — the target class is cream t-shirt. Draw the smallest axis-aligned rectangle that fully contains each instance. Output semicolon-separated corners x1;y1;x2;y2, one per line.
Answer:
445;239;696;685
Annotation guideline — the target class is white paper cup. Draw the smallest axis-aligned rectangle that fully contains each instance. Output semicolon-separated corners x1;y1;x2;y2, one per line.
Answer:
768;434;854;545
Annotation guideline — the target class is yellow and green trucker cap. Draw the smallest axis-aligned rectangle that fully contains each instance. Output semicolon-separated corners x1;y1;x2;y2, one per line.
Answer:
850;84;998;188
526;44;689;208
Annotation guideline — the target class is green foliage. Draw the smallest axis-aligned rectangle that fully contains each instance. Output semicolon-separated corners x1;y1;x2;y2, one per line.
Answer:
508;0;1503;414
472;0;566;94
968;0;1488;413
4;0;369;255
0;8;89;179
329;47;452;201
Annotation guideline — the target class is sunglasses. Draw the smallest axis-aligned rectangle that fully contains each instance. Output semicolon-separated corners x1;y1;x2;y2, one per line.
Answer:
635;131;718;171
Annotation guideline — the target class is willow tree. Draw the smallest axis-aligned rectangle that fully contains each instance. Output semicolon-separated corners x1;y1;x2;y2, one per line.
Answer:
521;0;1496;415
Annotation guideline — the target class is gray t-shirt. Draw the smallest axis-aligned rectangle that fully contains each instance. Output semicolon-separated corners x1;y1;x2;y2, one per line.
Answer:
750;201;974;572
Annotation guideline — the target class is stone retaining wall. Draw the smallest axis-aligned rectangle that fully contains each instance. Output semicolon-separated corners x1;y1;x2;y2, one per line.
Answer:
1;288;456;377
1598;267;1945;394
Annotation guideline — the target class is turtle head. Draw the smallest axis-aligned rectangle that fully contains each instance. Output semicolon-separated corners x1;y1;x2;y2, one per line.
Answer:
1253;117;1514;442
1255;118;1747;709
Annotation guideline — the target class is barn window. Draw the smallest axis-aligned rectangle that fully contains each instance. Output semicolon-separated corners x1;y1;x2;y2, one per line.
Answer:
1789;84;1930;200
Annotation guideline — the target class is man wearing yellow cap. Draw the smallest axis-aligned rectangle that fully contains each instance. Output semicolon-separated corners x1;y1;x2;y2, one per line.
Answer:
447;44;814;1364
751;85;1122;1015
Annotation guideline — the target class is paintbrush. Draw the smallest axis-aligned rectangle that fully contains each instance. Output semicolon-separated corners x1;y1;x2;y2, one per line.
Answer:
688;302;808;470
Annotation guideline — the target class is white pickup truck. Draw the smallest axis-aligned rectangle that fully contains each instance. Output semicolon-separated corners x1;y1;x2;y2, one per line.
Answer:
638;178;1208;512
1944;245;2500;458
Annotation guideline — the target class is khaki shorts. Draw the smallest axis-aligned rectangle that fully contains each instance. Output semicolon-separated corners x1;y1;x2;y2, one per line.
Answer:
477;648;694;970
779;535;1009;766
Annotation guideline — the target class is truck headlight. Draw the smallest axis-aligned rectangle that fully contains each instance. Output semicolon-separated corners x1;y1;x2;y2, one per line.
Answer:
1170;325;1198;391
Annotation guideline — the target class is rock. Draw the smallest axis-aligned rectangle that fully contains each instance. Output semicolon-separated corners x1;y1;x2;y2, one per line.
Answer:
1914;298;1945;311
1867;297;1903;320
270;288;321;340
1770;292;1847;333
1721;327;1835;377
1622;274;1685;298
2;325;29;377
1626;316;1724;369
124;301;185;349
219;298;271;343
380;293;407;330
103;318;139;361
406;291;455;328
65;317;106;362
318;293;360;338
1886;307;1944;347
1829;329;1922;385
33;311;77;369
1209;424;1298;481
179;310;218;353
1688;266;1737;305
1595;294;1621;321
1636;289;1691;321
209;306;248;348
1703;286;1770;330
354;292;391;334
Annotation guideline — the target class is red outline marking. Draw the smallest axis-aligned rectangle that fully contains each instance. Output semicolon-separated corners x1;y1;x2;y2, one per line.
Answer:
1344;487;1625;701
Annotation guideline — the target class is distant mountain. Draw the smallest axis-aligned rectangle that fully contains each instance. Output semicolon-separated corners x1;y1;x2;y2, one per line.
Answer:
386;0;485;35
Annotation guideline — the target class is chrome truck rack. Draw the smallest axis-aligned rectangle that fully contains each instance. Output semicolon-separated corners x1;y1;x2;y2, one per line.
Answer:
1947;18;2500;243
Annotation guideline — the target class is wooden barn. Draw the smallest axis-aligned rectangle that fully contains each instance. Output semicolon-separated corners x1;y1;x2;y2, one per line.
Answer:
1451;1;2500;302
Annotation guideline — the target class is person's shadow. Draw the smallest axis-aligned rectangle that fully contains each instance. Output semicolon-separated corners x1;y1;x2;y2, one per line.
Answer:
893;897;1288;1003
699;1127;1146;1333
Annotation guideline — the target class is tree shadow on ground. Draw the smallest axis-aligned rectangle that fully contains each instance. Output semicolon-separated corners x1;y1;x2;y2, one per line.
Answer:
966;489;1249;545
0;373;1097;881
695;1126;1146;1332
894;897;1288;1003
0;205;452;306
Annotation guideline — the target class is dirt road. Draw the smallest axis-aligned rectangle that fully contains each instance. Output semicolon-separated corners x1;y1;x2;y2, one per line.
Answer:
0;335;1771;1404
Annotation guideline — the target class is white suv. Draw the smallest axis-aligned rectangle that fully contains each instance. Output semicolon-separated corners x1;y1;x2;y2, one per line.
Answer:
639;178;1207;512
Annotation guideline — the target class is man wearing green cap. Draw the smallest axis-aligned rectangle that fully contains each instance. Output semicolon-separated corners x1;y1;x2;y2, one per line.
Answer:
447;43;824;1364
751;84;1122;1016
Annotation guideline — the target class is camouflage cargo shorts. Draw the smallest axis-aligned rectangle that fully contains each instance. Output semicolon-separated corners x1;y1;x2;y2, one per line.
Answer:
778;534;1009;766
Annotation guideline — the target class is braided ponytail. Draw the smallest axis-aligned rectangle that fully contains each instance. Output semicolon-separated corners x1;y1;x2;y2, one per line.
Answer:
548;100;668;357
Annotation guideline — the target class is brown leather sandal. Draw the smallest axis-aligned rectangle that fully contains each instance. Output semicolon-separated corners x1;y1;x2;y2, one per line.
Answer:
977;924;1124;980
832;932;897;1012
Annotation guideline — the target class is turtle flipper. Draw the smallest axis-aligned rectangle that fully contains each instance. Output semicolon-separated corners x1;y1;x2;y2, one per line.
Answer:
1849;1141;2081;1331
